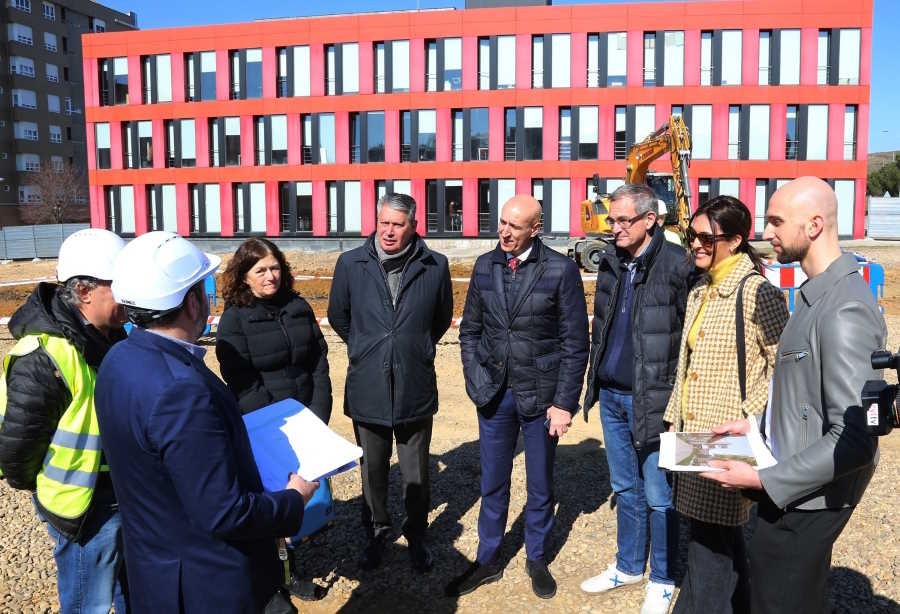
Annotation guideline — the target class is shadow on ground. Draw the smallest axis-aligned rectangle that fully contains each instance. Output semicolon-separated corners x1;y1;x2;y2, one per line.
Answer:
293;436;611;613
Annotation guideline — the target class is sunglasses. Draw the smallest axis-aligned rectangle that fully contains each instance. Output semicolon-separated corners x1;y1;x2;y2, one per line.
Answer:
685;227;732;249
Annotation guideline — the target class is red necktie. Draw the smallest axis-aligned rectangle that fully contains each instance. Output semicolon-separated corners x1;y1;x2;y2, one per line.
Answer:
508;258;519;273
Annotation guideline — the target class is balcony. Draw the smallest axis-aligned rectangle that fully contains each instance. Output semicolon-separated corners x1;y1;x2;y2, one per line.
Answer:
504;141;516;161
844;140;857;161
452;144;463;162
426;73;438;92
375;75;386;93
350;144;361;163
301;146;313;164
785;139;799;160
325;78;336;96
475;147;489;161
400;143;411;162
478;211;493;235
277;76;289;97
47;74;59;83
643;67;656;87
614;138;628;160
558;139;572;161
15;35;33;46
49;134;61;143
587;68;600;88
11;66;35;78
45;43;57;53
229;86;241;100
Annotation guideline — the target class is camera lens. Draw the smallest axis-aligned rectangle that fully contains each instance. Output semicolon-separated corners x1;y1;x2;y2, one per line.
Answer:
872;350;895;370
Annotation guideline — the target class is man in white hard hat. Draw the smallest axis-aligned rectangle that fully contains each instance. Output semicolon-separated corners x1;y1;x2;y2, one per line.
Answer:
94;231;318;613
655;200;684;246
0;228;129;613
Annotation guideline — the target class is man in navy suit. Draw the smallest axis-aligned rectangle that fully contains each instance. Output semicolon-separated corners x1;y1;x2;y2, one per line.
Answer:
94;232;318;613
447;195;589;599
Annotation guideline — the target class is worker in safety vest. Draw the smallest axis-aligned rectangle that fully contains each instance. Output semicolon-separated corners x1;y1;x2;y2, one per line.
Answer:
94;231;317;613
0;228;129;613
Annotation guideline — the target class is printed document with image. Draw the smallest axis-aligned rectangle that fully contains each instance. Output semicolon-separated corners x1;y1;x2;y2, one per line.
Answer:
659;428;776;473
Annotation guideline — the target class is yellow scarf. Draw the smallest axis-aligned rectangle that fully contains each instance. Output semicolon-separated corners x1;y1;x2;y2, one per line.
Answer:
680;253;742;419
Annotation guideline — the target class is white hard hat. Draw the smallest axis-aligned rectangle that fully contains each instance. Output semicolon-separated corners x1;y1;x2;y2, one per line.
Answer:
657;199;668;216
57;228;126;282
111;231;220;312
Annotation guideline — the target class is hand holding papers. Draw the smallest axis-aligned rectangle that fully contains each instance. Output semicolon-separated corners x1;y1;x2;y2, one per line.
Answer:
659;428;776;473
243;399;363;491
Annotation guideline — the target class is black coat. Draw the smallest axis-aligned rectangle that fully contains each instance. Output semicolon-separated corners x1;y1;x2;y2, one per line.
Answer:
327;235;453;427
0;283;124;538
459;239;590;416
216;291;332;423
583;228;695;449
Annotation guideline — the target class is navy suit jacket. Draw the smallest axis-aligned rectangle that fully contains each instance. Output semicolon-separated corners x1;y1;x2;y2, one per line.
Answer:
94;327;304;614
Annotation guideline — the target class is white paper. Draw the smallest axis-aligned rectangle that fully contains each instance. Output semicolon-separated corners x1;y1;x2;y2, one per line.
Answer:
659;428;776;473
243;399;362;488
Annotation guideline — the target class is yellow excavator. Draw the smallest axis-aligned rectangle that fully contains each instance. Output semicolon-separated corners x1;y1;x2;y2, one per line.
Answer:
568;115;693;272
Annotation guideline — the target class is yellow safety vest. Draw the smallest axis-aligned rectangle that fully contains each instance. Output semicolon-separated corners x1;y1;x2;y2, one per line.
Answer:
0;333;104;520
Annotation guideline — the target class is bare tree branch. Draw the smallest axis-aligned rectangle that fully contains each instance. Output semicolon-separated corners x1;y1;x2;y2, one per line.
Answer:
19;161;89;225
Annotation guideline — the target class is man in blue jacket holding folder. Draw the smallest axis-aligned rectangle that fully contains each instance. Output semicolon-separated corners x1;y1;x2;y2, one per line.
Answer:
95;232;319;613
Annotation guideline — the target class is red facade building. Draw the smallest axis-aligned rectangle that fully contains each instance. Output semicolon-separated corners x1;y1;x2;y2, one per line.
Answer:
81;0;873;240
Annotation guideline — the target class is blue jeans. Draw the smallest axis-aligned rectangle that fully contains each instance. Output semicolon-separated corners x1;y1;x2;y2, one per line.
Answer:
39;499;128;614
476;388;557;564
598;388;677;585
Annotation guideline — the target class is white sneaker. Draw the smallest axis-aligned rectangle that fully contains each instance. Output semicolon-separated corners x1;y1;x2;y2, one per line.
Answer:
580;562;643;594
640;580;675;614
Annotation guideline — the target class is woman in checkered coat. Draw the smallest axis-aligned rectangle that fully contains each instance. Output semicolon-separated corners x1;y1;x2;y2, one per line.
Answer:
663;196;789;614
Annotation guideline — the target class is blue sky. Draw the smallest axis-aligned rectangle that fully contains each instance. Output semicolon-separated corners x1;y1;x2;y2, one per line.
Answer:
100;0;899;153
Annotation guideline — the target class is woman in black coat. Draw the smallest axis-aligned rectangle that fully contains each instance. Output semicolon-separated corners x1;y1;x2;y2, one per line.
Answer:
215;237;332;601
216;238;331;423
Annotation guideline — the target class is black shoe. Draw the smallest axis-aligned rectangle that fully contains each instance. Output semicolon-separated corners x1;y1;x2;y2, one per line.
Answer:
359;535;387;571
288;574;323;601
525;558;557;599
444;561;503;597
408;541;433;573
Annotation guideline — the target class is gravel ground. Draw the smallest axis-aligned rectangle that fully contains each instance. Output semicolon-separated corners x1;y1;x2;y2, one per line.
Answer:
0;246;899;613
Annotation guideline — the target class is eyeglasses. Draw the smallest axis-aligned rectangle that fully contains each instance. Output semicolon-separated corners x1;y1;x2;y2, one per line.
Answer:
685;227;732;249
604;211;648;229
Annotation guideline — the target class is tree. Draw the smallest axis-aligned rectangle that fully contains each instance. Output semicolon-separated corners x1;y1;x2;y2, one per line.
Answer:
867;160;900;197
20;161;90;225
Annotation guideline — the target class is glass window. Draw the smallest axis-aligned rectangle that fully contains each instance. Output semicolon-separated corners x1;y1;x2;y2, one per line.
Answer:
614;106;626;159
392;40;409;92
182;119;196;166
47;94;60;113
200;51;216;101
319;113;335;164
754;180;767;235
445;179;463;233
272;115;287;164
12;89;37;108
692;105;712;159
844;105;857;160
138;121;153;168
244;48;262;99
497;179;516;223
375;42;385;93
834;180;854;236
302;115;313;163
249;183;266;233
453;110;463;161
524;107;542;160
8;23;33;45
608;32;627;86
342;42;359;94
350;113;361;162
532;36;543;88
444;37;462;90
478;179;492;234
700;31;712;86
579;106;599;159
109;57;129;104
550;179;570;234
325;45;336;95
806;105;828;160
48;125;61;142
16;153;39;172
551;34;570;88
663;31;684;86
43;32;56;52
367;111;385;162
588;34;600;87
426;40;437;92
296;182;313;232
95;123;111;168
418;109;436;161
294;46;310;96
344;181;361;233
728;105;740;160
504;108;516;161
157;54;172;102
838;29;860;85
45;63;58;82
785;105;799;160
780;29;801;85
327;182;338;232
148;185;177;232
225;117;241;165
498;35;516;89
721;30;742;85
42;1;54;20
719;179;740;198
50;155;63;171
635;105;656;142
748;105;769;160
470;108;489;161
817;30;829;85
480;38;491;90
758;31;771;85
559;108;572;160
191;184;221;234
401;111;411;162
644;32;656;86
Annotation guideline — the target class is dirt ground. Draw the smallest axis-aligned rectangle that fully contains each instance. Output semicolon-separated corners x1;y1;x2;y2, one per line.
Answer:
0;245;898;613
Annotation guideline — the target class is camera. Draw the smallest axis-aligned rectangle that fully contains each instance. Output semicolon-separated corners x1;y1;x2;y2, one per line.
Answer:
861;349;900;436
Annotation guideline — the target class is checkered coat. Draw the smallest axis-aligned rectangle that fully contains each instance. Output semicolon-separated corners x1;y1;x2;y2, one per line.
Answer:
663;254;789;525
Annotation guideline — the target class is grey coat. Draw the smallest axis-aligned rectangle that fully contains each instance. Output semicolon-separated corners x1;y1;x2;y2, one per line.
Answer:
759;253;886;510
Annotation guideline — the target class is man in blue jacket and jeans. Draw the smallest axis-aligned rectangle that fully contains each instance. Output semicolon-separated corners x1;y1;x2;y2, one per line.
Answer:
447;194;589;600
95;232;318;613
